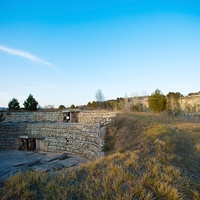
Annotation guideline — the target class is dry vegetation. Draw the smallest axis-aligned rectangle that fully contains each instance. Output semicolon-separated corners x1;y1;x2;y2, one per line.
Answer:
1;113;200;199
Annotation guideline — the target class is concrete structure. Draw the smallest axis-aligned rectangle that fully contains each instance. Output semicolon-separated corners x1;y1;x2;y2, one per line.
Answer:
0;110;119;159
62;109;80;123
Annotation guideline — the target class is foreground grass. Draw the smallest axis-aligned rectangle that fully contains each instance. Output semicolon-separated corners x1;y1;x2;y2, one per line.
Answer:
1;113;200;199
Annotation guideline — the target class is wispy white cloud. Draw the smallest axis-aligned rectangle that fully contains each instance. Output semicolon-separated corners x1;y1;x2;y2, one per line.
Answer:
0;44;54;67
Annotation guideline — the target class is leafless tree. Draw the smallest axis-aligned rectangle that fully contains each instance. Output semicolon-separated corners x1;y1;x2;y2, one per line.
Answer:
124;93;129;111
44;105;55;110
95;89;105;108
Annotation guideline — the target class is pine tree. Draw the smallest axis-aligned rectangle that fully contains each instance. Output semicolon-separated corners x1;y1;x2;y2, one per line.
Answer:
23;94;38;111
8;98;20;110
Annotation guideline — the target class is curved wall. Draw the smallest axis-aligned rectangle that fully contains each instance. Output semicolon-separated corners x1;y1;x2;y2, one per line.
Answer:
0;110;118;159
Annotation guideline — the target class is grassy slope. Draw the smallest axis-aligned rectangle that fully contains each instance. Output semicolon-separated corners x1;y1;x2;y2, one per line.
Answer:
1;113;200;200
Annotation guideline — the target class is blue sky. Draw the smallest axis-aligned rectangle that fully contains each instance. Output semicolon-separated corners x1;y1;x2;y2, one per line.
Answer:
0;0;200;108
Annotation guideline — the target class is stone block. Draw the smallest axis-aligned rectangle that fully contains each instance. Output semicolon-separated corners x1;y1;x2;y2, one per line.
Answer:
51;162;63;171
58;153;69;160
30;166;50;172
41;155;59;162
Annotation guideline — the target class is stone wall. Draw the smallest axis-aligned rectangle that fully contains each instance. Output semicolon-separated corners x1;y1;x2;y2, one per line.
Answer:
3;110;119;124
0;123;22;150
0;122;105;159
3;111;63;123
0;110;118;159
78;110;119;125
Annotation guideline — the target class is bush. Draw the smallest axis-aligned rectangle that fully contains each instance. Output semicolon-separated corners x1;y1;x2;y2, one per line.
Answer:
148;89;166;113
59;105;65;110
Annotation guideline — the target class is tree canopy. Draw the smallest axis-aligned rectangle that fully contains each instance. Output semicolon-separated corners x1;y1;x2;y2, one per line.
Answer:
166;92;183;117
59;105;65;110
148;89;166;113
70;104;76;109
8;98;20;110
23;94;38;111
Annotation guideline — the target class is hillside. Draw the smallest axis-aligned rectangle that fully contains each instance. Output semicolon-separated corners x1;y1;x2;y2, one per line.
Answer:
128;94;200;113
85;92;200;118
1;113;200;199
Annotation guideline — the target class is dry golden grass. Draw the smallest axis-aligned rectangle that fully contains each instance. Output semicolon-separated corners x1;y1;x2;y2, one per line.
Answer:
0;112;200;199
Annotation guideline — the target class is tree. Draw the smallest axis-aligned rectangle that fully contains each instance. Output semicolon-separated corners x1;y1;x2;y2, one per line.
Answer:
87;102;92;108
91;101;98;109
8;98;20;110
148;89;166;113
188;91;200;96
130;94;144;112
124;93;129;111
105;101;114;110
166;92;182;117
23;94;38;111
131;102;143;112
44;105;54;110
70;104;76;109
59;105;65;110
95;89;105;108
115;98;124;110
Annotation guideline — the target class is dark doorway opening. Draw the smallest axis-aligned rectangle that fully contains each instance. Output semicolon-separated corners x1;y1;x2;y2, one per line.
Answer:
28;138;36;151
18;137;36;151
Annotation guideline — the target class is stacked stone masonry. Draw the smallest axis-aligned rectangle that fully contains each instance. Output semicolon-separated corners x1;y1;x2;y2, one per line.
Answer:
0;110;119;159
3;111;63;123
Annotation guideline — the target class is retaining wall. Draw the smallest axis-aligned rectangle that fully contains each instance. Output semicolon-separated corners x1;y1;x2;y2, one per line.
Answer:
0;110;118;159
3;111;63;123
3;110;119;124
0;122;106;159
